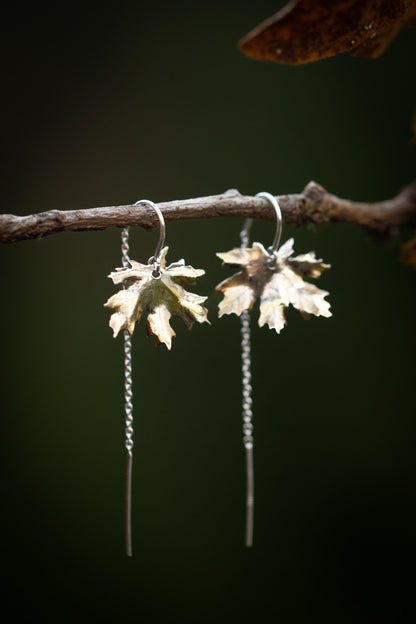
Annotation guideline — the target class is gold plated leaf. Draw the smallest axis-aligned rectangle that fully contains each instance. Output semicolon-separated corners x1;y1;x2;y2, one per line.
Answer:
216;239;331;333
105;247;209;349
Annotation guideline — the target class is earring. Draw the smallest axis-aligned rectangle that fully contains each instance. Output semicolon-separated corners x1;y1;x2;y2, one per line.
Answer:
104;199;209;556
216;191;332;547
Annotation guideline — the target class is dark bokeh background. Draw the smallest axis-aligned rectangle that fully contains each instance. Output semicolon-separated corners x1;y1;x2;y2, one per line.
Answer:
1;1;415;621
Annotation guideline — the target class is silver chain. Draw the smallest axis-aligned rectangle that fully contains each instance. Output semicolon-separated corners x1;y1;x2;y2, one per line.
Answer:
240;220;254;547
121;227;134;556
121;228;134;457
121;226;130;267
240;310;253;448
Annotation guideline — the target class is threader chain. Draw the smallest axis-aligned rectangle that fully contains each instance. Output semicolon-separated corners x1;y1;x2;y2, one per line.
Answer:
240;220;254;547
121;227;134;557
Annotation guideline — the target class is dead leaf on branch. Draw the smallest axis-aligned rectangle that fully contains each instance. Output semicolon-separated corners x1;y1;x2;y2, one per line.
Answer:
401;234;416;269
216;239;331;333
104;247;209;349
239;0;416;65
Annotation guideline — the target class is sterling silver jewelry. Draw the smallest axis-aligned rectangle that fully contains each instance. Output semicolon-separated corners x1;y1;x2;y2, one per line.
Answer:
107;199;209;555
120;199;166;557
239;192;282;547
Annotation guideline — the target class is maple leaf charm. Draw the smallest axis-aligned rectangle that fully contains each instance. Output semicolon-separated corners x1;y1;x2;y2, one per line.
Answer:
216;238;331;333
105;247;209;349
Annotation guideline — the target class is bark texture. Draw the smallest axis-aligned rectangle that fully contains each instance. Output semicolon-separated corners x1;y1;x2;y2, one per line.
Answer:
1;181;415;244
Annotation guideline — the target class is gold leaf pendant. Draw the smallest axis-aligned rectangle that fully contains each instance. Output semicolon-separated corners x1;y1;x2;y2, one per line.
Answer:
216;238;331;332
105;247;209;349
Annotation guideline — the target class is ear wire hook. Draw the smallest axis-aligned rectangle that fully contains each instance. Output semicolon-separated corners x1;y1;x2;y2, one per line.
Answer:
255;192;283;257
240;192;282;257
134;199;166;276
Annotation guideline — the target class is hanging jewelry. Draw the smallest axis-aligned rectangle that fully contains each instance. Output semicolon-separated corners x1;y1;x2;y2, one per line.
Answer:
105;199;209;556
216;191;332;546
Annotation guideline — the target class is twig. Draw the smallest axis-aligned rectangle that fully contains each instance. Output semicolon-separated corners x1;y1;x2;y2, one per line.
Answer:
1;181;415;244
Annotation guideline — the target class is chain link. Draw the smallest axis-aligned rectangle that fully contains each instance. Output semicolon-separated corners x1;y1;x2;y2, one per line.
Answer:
121;227;134;456
123;332;134;456
121;227;134;556
240;310;253;449
239;219;254;546
121;227;130;268
239;220;254;451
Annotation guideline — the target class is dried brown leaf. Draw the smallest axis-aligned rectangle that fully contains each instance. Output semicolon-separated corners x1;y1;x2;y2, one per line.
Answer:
104;247;209;349
400;234;416;269
239;0;416;65
216;239;331;332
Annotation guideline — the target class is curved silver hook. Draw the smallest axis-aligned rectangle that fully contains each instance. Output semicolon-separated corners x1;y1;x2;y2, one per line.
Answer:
241;192;283;258
133;199;166;265
255;192;282;256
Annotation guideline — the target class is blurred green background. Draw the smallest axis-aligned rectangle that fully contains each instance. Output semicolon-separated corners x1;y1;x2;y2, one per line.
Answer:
1;1;415;621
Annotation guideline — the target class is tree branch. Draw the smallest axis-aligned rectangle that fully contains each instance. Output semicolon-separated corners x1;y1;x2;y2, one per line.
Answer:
1;181;415;244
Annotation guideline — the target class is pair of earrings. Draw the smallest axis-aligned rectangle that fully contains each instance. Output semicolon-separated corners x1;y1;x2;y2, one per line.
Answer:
104;194;332;556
